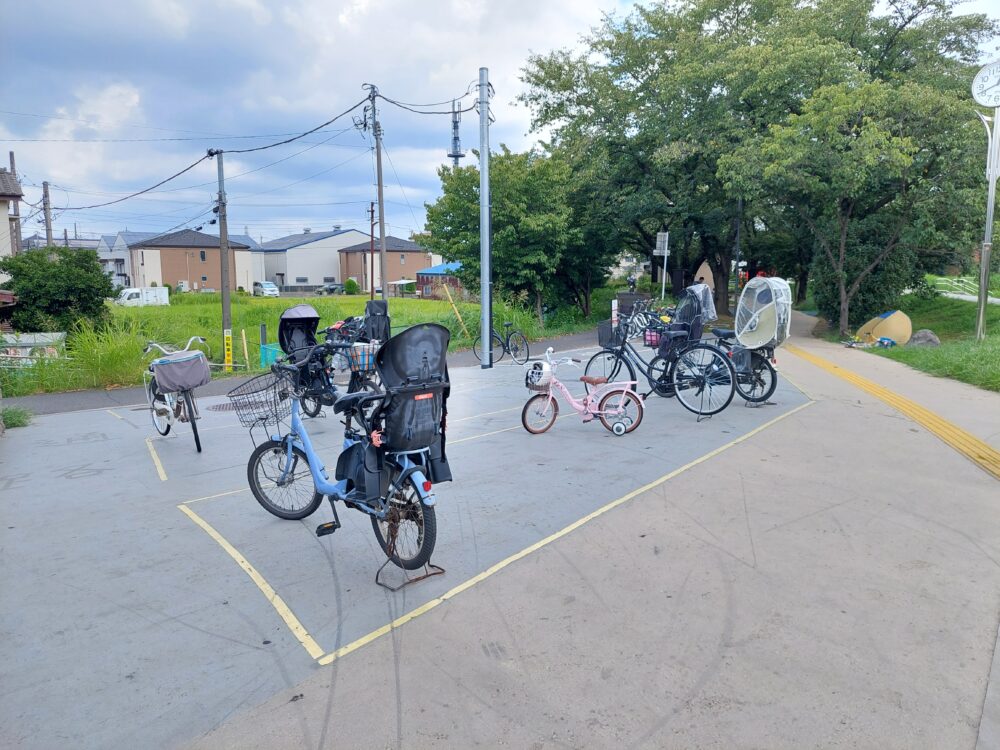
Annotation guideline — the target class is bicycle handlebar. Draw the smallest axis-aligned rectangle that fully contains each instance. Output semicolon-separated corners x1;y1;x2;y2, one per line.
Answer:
144;336;208;356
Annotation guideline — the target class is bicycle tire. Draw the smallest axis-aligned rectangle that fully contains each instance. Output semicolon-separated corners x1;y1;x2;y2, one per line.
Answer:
737;352;778;403
147;377;171;436
370;475;437;570
671;344;736;417
301;395;323;418
507;331;530;365
184;390;202;452
648;356;674;398
583;349;636;394
247;440;324;520
598;390;643;434
473;331;504;364
521;394;559;434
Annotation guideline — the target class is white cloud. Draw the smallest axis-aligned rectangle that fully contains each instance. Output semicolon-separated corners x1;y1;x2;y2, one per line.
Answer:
146;0;191;36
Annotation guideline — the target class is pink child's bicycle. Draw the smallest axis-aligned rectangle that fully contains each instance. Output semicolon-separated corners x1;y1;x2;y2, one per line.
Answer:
521;348;644;436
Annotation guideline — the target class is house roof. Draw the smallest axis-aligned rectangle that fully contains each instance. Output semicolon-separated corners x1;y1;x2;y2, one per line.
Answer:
132;228;249;249
259;229;356;252
100;234;118;248
229;234;260;249
417;261;461;276
118;231;160;247
339;235;426;254
0;169;23;199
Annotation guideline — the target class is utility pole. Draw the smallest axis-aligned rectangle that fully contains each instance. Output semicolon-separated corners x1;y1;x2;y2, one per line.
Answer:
208;148;233;371
64;228;70;247
373;107;388;302
9;152;21;254
369;201;376;300
479;67;492;369
734;196;743;311
42;181;53;246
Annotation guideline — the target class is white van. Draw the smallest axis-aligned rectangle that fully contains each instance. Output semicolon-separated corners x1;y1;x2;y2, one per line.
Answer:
116;287;170;307
253;281;280;297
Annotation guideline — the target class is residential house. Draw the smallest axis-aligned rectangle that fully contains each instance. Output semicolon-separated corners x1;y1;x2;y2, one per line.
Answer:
255;228;367;290
130;229;251;291
1;169;24;260
105;231;159;289
339;235;441;293
416;261;464;300
22;232;100;250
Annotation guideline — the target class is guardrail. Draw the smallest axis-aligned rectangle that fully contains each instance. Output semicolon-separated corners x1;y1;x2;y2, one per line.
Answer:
934;277;979;295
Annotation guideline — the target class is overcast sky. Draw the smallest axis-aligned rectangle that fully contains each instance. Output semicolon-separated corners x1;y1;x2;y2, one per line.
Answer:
2;0;997;245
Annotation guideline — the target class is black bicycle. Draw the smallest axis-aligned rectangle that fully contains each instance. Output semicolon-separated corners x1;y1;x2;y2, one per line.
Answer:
710;327;778;403
473;322;529;365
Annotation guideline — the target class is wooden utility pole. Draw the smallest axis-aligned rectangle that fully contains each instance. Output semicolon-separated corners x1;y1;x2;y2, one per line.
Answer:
374;116;388;302
42;181;53;246
369;201;376;299
208;149;233;372
9;152;22;254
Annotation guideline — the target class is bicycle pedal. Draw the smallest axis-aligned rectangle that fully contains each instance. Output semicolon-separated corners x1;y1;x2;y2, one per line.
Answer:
316;520;340;537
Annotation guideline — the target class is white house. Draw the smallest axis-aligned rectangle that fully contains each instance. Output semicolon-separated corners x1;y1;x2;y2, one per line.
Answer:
1;168;23;262
255;228;367;290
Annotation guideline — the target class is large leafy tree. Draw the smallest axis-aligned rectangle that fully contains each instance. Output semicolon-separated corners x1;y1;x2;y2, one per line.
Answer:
0;247;114;332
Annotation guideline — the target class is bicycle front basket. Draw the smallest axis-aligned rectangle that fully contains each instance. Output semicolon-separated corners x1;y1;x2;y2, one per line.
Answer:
151;350;211;394
597;319;624;348
226;372;292;427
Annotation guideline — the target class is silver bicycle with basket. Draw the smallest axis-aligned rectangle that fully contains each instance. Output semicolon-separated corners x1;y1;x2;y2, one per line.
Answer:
144;336;212;452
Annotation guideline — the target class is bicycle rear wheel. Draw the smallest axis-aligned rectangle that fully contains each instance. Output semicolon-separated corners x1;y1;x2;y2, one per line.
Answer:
598;390;643;434
247;439;324;520
473;331;504;364
370;475;437;570
671;344;736;416
183;390;202;452
583;349;636;394
147;377;171;436
736;352;778;403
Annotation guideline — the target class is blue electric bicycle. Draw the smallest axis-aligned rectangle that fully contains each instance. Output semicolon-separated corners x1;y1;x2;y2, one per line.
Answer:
227;324;452;571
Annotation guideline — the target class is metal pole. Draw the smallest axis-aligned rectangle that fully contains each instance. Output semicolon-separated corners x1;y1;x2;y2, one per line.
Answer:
374;111;388;302
660;231;669;300
369;201;376;299
479;67;492;369
210;149;233;371
734;196;743;310
42;181;53;246
9;152;21;254
976;107;1000;341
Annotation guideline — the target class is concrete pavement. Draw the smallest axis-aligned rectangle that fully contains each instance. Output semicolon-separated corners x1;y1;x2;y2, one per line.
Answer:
180;312;1000;749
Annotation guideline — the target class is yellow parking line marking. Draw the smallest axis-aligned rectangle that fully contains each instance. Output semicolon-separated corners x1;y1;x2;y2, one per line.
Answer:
786;344;1000;480
450;425;521;445
182;487;249;505
316;400;814;666
145;437;168;482
178;504;325;660
106;409;123;420
450;406;521;423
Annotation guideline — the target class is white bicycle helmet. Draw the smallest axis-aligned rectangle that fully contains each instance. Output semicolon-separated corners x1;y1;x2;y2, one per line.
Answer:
525;361;553;391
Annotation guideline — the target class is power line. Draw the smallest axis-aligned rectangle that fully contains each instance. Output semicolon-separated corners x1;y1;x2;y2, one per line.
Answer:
223;98;368;154
377;94;478;116
381;141;421;229
230;149;371;198
2;128;362;144
60;155;213;211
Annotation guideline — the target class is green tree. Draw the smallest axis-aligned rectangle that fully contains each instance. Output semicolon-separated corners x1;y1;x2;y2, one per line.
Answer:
0;247;114;332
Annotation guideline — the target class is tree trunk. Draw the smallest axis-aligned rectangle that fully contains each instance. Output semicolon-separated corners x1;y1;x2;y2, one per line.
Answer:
535;291;544;327
796;269;809;303
839;282;850;336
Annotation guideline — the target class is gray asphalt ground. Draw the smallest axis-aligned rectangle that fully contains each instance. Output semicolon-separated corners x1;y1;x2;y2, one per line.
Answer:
2;315;999;749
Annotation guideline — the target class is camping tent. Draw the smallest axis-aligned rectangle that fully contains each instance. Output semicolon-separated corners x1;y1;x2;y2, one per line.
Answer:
856;310;912;345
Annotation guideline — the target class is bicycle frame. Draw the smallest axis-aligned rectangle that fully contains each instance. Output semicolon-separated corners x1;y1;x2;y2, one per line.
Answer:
270;397;435;521
542;375;642;419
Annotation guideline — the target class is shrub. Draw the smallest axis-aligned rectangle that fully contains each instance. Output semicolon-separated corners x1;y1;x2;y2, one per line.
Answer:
345;278;361;295
1;406;32;428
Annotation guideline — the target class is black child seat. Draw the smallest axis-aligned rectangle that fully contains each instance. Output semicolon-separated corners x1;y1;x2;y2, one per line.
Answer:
374;323;452;483
657;286;705;359
278;304;320;360
362;299;391;342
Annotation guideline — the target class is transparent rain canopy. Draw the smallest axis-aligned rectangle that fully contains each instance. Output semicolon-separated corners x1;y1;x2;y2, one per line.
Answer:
735;278;792;349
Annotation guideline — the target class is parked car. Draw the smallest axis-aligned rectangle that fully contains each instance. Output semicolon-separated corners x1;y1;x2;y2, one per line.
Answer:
315;282;345;295
253;281;280;297
115;287;169;307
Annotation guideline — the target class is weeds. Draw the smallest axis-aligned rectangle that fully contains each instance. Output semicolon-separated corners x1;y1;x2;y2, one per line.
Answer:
1;406;32;428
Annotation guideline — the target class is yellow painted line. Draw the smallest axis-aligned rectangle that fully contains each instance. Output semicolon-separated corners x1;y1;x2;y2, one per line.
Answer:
178;504;325;660
145;437;168;482
786;344;1000;481
182;487;249;505
106;409;123;420
449;425;521;445
450;406;521;423
317;400;814;666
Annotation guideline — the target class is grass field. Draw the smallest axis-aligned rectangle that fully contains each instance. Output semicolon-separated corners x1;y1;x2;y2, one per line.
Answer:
871;295;1000;392
0;290;616;396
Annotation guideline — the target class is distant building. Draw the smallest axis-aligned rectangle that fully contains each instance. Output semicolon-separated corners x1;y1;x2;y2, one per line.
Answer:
0;169;23;260
131;229;250;291
338;235;440;293
416;261;463;300
22;232;100;251
254;228;366;290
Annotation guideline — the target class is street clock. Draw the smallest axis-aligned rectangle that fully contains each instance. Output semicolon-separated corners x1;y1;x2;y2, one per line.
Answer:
973;61;1000;108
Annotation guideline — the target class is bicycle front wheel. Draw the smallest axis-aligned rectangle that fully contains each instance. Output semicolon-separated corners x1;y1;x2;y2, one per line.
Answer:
147;377;171;436
473;331;504;364
507;331;529;365
183;390;202;452
371;475;437;570
583;349;636;394
736;352;778;403
521;394;558;434
247;440;324;520
671;344;736;417
598;390;643;434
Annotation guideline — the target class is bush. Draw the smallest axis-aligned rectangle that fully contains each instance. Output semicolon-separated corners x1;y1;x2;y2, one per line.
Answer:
345;278;361;295
811;247;919;329
1;406;32;428
163;283;172;295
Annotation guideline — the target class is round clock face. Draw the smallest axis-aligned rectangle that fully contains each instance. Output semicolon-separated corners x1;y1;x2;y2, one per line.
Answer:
973;61;1000;107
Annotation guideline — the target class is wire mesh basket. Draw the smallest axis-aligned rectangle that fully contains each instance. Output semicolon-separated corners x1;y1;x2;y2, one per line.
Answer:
346;342;378;372
597;319;624;348
226;372;292;427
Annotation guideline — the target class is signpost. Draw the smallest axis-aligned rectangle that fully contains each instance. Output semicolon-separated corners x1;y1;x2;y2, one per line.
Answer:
654;231;670;300
223;328;233;373
972;60;1000;341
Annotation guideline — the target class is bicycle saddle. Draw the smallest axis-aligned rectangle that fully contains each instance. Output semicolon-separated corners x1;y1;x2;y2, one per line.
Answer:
579;375;608;386
503;322;513;328
712;328;736;340
332;391;372;415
